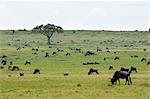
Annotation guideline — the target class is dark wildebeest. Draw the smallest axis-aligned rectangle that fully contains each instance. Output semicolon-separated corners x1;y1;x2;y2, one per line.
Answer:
0;66;4;69
88;68;99;75
104;58;106;61
1;60;7;65
114;57;120;60
141;58;146;62
66;53;71;56
83;62;99;65
52;52;57;55
8;66;12;70
109;65;113;70
64;73;69;76
20;73;24;76
111;70;132;85
85;51;95;56
130;66;137;72
25;61;31;65
10;61;12;65
143;49;146;51
12;66;19;71
45;53;49;57
97;48;102;52
147;61;150;65
33;69;40;74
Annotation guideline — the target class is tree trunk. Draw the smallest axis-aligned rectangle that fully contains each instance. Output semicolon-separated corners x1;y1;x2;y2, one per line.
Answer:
47;36;51;48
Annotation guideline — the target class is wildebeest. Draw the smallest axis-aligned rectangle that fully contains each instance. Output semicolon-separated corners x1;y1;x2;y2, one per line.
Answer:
109;65;113;70
1;60;7;65
114;57;120;60
111;70;132;85
12;66;19;71
33;69;40;74
52;52;57;55
66;53;71;56
96;47;102;52
20;73;24;76
45;53;49;57
8;66;12;70
104;58;106;61
64;73;69;76
141;58;146;62
10;61;12;65
0;66;4;69
147;61;150;65
83;62;99;65
25;61;31;65
88;68;99;75
130;66;137;72
85;51;95;56
143;49;146;51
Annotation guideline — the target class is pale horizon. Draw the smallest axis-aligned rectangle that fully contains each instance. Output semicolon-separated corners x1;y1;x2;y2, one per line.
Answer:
0;1;149;31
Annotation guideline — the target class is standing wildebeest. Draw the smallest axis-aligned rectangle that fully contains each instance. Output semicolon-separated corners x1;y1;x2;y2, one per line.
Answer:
33;69;40;74
147;61;150;65
114;57;120;60
130;66;137;72
12;66;19;71
141;58;147;62
25;61;31;65
20;73;24;76
111;70;132;85
109;65;113;70
85;51;95;56
45;53;49;57
88;68;99;75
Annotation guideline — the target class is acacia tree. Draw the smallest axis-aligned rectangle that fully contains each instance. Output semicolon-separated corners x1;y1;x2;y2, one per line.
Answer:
32;24;63;48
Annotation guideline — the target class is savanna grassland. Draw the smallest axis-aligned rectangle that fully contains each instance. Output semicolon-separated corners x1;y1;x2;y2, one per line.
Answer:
0;30;150;99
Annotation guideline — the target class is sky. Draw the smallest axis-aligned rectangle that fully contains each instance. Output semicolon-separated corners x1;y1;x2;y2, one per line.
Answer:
0;0;149;30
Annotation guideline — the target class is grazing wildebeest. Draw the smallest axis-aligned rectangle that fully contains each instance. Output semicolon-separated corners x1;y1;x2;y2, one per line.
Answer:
1;60;7;65
147;61;150;65
114;52;117;54
17;47;21;50
66;53;71;56
10;61;12;65
33;69;40;74
25;61;31;65
114;57;120;60
120;67;129;72
141;58;147;62
97;47;102;52
45;53;49;57
12;66;19;71
0;66;4;69
64;73;69;76
83;62;99;65
111;70;132;85
8;66;12;70
85;51;95;56
52;52;57;55
134;55;138;58
20;73;24;76
109;65;113;70
104;58;106;61
130;66;137;72
107;50;110;53
144;49;146;51
88;68;99;75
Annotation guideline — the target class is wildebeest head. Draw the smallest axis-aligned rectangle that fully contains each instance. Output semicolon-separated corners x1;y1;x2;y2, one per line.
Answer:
111;78;117;85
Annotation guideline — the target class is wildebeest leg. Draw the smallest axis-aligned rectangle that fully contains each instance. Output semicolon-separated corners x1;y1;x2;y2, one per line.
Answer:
129;77;132;85
125;77;129;85
117;79;120;85
96;70;99;74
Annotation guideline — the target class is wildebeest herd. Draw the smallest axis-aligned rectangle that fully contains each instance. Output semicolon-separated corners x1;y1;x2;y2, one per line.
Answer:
0;45;149;85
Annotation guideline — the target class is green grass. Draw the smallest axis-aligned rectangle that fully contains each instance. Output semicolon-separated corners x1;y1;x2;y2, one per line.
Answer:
0;30;150;99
